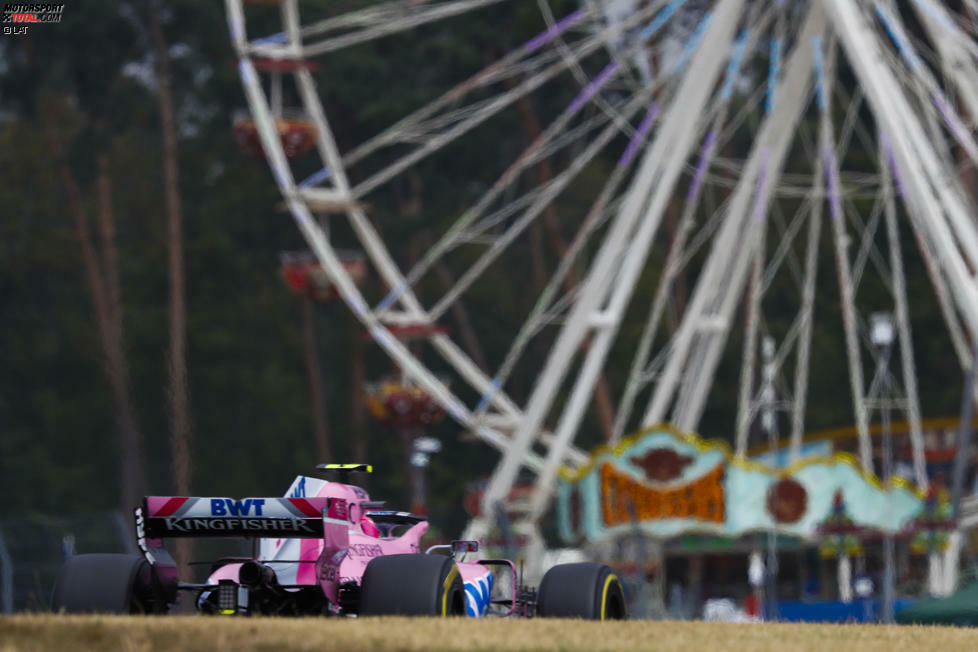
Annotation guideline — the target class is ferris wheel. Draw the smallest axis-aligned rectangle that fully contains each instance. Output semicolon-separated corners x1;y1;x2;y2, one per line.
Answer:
225;0;978;552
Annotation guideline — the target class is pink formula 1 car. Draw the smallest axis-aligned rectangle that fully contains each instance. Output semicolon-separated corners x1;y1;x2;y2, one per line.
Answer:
51;465;626;619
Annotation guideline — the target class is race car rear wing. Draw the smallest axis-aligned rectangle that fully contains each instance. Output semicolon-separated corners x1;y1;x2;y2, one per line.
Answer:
141;496;346;538
134;495;352;608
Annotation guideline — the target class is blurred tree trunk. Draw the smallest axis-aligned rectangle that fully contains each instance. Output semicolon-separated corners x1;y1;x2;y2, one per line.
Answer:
513;94;617;441
150;2;191;573
40;105;147;519
95;154;149;516
150;4;192;502
301;300;332;462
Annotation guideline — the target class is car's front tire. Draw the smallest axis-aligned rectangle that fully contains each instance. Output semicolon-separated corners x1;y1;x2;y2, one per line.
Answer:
537;562;626;620
359;554;465;616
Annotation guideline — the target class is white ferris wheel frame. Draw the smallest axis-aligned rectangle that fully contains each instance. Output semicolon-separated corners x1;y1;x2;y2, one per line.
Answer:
226;0;978;546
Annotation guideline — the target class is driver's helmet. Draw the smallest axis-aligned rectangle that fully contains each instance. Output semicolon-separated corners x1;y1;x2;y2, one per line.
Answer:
360;514;380;538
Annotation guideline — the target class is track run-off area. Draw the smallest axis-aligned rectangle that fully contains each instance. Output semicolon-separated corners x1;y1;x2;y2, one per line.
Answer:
2;615;976;651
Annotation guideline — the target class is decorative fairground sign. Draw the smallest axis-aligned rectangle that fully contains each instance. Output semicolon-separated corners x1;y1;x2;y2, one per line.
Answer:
557;425;926;543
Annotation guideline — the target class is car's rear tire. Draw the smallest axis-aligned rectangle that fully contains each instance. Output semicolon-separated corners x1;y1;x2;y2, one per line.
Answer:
51;553;156;614
359;554;465;616
537;562;626;620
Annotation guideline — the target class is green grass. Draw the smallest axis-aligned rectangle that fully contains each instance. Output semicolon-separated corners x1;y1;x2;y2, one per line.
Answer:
2;615;977;651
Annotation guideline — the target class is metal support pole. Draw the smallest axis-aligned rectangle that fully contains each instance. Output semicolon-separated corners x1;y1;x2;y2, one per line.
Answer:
788;214;821;459
881;140;929;489
882;533;895;623
734;242;764;457
868;312;897;622
824;115;873;474
952;340;978;522
881;348;895;624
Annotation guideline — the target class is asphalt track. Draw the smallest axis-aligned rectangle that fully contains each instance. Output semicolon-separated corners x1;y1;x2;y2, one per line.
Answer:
2;615;977;651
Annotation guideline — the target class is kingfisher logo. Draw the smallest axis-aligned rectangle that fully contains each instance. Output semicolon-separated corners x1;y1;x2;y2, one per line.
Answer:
2;3;63;34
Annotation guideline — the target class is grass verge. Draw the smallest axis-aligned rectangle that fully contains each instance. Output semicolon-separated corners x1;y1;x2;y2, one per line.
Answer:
2;615;977;651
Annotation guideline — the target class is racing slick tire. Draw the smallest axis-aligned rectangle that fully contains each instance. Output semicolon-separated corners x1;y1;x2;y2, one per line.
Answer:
359;553;465;616
51;553;156;614
537;562;626;620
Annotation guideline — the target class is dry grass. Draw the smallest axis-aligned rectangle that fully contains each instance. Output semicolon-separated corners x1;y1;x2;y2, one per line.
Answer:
2;615;977;651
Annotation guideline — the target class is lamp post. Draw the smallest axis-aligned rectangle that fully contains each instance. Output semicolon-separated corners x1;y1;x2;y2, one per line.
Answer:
869;312;896;624
411;436;442;515
365;377;445;515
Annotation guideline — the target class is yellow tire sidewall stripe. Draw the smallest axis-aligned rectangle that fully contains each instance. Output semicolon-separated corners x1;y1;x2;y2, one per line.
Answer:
441;564;460;616
600;573;619;621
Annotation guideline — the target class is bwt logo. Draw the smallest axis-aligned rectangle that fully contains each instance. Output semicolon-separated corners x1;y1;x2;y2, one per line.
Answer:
210;498;266;516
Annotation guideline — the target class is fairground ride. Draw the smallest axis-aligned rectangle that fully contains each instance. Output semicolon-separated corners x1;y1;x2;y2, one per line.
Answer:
226;0;978;578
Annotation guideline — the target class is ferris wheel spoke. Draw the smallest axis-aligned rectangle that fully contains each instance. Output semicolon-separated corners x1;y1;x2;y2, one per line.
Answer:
611;21;764;441
829;30;965;304
292;0;514;57
787;143;826;460
456;105;640;245
427;94;651;321
827;0;978;352
876;2;978;168
375;71;669;317
908;0;978;123
509;0;752;525
764;196;809;290
644;1;827;429
247;37;570;450
867;69;978;270
347;3;667;200
613;115;727;442
847;186;890;292
877;149;927;487
534;0;675;137
301;0;501;34
886;135;974;370
255;7;596;447
343;48;571;166
342;10;593;167
964;0;978;31
475;128;649;420
234;0;694;468
831;86;876;183
821;88;875;474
